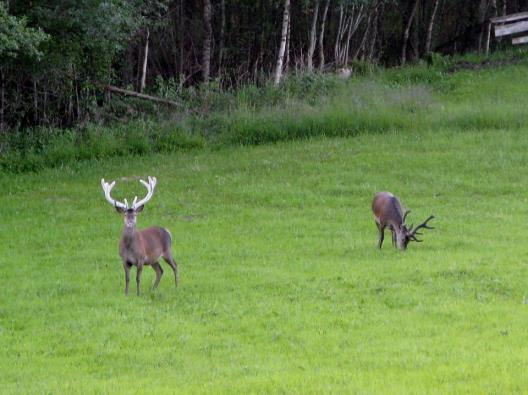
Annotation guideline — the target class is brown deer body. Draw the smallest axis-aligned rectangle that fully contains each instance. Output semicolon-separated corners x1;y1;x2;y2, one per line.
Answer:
372;191;434;250
101;177;179;295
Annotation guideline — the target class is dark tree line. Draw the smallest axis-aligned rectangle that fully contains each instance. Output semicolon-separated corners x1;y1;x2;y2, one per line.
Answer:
1;0;527;131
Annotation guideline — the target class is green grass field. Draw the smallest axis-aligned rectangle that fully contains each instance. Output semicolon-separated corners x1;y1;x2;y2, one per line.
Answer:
2;127;528;393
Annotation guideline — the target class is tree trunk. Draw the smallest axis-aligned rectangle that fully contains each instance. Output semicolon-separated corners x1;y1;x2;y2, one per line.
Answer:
318;0;330;71
425;0;440;54
140;28;149;93
274;0;290;85
254;1;266;83
0;68;5;132
179;0;184;85
285;14;291;73
202;0;212;83
411;18;419;60
334;5;344;66
477;0;489;53
73;64;80;121
353;6;374;60
368;4;380;61
490;0;498;18
33;78;38;124
343;17;353;65
335;5;364;67
307;0;320;73
344;6;364;65
401;0;420;65
486;0;498;54
218;0;226;75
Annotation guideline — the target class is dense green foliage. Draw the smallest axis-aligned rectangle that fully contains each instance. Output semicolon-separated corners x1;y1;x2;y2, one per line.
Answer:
2;49;528;173
2;128;528;393
0;3;48;60
1;0;526;130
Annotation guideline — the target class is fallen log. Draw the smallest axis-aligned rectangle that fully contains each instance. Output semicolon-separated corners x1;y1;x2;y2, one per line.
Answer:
106;85;180;107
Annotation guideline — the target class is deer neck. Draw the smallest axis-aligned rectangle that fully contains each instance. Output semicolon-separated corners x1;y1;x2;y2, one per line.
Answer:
389;219;403;232
121;225;138;245
393;221;408;250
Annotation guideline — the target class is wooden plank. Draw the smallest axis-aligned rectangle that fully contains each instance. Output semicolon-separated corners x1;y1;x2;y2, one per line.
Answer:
494;20;528;37
491;11;528;24
512;35;528;45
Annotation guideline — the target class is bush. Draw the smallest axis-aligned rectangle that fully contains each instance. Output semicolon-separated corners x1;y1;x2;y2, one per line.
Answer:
0;120;206;173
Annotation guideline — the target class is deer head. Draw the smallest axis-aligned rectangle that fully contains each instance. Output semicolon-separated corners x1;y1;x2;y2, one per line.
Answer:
396;210;435;250
101;176;157;228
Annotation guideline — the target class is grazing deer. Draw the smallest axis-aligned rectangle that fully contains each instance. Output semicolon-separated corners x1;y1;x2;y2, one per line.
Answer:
372;191;434;250
101;176;178;295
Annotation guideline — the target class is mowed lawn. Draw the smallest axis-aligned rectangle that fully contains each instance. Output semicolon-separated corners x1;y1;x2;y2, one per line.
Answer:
1;129;528;393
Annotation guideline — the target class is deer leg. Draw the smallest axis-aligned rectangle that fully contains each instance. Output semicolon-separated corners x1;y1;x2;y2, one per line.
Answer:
162;255;179;287
376;222;385;249
136;262;144;296
123;261;131;295
151;262;163;290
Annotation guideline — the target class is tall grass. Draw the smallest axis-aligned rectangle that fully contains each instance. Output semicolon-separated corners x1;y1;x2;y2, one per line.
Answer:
2;49;528;173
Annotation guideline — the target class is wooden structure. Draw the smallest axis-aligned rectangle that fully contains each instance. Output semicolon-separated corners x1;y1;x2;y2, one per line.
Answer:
488;12;528;53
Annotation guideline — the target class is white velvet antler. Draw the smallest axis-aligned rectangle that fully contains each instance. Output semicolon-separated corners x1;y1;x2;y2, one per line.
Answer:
132;176;157;209
101;179;128;210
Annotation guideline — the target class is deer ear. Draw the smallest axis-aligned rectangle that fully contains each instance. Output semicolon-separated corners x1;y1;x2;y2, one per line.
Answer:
115;206;125;214
135;205;144;213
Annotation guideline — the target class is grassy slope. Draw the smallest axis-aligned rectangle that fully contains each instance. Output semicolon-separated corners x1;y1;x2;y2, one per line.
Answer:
1;127;528;393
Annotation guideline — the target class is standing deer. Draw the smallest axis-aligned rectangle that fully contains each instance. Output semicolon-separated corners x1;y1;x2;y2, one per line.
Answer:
372;191;434;250
101;176;178;295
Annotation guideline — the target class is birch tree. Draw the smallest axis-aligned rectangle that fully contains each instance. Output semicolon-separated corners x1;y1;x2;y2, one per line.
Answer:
401;0;420;65
307;0;320;73
353;7;373;60
368;2;381;60
334;1;364;67
274;0;291;85
139;28;149;92
425;0;441;54
318;0;331;71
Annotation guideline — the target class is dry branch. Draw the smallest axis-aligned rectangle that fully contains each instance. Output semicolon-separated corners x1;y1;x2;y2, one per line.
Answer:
106;85;180;107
